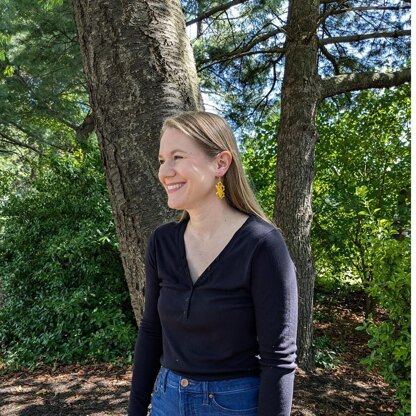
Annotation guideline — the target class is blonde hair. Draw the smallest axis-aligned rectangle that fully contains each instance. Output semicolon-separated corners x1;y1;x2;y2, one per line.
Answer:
160;111;271;223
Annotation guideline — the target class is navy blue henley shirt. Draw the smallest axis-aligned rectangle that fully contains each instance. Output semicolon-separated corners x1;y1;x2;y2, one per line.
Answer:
128;215;298;415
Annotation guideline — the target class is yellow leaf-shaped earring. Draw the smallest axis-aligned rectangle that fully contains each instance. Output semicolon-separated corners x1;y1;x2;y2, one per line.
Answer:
215;180;225;199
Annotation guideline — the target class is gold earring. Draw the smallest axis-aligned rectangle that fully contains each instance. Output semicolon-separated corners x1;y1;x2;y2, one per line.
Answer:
215;179;225;199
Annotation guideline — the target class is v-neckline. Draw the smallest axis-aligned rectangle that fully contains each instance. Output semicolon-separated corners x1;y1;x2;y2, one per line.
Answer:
178;215;253;286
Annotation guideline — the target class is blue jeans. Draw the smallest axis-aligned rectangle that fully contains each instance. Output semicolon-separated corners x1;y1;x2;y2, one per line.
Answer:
150;367;260;415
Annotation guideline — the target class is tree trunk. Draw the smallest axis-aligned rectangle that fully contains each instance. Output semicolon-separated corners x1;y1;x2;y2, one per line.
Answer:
275;0;321;371
71;0;203;323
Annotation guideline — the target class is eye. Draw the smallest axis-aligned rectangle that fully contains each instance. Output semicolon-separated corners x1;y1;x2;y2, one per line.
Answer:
158;159;165;165
174;155;183;160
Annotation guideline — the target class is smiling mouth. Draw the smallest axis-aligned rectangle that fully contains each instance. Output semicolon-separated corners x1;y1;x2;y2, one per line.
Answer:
166;183;184;192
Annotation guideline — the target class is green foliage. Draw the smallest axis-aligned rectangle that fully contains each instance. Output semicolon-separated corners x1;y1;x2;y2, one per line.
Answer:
241;87;410;411
0;0;87;159
190;0;289;126
190;0;409;126
356;215;410;415
241;115;278;218
313;335;344;369
315;88;410;412
314;86;410;288
313;309;335;324
0;147;136;370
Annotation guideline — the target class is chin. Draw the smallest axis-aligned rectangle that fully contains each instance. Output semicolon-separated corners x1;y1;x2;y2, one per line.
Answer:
167;200;184;210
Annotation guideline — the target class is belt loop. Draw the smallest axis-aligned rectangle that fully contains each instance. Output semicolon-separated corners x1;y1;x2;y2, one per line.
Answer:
162;367;169;392
202;381;209;405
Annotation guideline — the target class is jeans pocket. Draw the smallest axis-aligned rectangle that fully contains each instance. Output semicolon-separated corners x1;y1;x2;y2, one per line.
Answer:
210;385;259;415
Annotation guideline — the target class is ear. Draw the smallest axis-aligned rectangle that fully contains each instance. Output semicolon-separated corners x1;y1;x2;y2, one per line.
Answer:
214;151;233;177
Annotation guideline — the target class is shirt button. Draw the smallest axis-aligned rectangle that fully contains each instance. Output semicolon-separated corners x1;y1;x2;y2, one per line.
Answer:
180;378;189;387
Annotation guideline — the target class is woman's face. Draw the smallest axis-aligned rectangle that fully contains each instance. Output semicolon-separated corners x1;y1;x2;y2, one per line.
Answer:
158;127;218;211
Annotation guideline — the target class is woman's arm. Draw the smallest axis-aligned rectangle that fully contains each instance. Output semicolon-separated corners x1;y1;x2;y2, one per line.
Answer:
250;229;298;416
128;233;163;416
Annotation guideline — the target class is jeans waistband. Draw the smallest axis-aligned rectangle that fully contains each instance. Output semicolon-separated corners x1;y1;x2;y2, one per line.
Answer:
159;367;260;394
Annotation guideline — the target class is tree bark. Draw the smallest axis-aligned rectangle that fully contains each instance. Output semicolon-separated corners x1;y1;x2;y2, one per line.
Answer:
70;0;411;373
321;69;411;99
275;0;410;371
275;0;321;371
320;29;411;45
71;0;202;323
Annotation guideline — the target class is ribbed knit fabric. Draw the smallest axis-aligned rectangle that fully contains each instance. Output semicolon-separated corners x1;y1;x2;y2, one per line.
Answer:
128;215;298;416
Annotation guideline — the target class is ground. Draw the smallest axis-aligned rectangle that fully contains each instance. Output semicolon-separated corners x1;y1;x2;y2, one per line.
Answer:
0;293;398;416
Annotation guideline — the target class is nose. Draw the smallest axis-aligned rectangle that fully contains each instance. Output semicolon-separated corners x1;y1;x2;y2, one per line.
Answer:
158;160;175;180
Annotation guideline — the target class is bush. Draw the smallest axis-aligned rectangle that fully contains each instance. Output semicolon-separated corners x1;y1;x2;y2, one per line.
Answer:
0;149;136;370
357;217;410;415
313;334;344;369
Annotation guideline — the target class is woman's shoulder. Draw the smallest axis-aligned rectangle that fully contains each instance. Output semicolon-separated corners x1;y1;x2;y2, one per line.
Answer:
150;218;186;241
246;215;279;237
244;215;289;249
248;217;295;269
146;220;184;258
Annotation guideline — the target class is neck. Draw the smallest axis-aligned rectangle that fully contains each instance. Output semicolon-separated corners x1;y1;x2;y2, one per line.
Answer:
186;201;244;240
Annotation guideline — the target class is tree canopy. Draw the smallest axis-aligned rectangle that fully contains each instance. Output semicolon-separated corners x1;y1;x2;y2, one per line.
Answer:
0;0;89;171
0;0;410;411
185;0;410;127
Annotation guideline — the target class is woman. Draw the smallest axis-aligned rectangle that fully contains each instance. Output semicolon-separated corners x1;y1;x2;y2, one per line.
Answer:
128;111;298;416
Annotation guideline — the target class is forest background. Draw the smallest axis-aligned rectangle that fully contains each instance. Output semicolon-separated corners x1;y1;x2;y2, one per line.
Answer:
0;0;411;414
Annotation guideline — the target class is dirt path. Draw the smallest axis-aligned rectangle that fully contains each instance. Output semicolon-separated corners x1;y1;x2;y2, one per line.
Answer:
0;364;129;416
0;297;398;415
0;362;396;416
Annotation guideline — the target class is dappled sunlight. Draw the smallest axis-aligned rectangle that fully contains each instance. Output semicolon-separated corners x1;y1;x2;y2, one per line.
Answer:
0;294;398;416
0;364;131;416
293;367;397;415
291;293;398;415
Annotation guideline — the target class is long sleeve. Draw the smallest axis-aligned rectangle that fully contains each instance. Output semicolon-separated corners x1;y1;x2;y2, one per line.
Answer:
128;233;163;416
250;229;298;416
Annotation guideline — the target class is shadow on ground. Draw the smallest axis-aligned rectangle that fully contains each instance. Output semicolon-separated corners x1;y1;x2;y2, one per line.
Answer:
0;295;398;415
292;366;397;415
0;362;397;416
0;364;130;416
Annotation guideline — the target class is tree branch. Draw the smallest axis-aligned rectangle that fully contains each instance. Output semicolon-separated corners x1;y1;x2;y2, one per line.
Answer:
186;0;249;26
320;69;411;99
76;112;95;140
319;0;411;4
0;148;18;155
252;54;284;118
199;27;286;69
319;43;340;74
198;26;286;70
0;132;42;154
198;47;285;71
231;26;287;52
319;1;341;75
7;121;68;151
325;5;411;17
320;29;410;45
316;0;347;27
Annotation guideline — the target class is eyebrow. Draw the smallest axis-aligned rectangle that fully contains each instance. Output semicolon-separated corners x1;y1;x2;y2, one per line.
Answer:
158;149;188;158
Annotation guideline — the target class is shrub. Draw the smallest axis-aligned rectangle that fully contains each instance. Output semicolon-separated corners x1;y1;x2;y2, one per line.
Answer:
0;149;136;370
313;334;344;369
357;217;410;415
